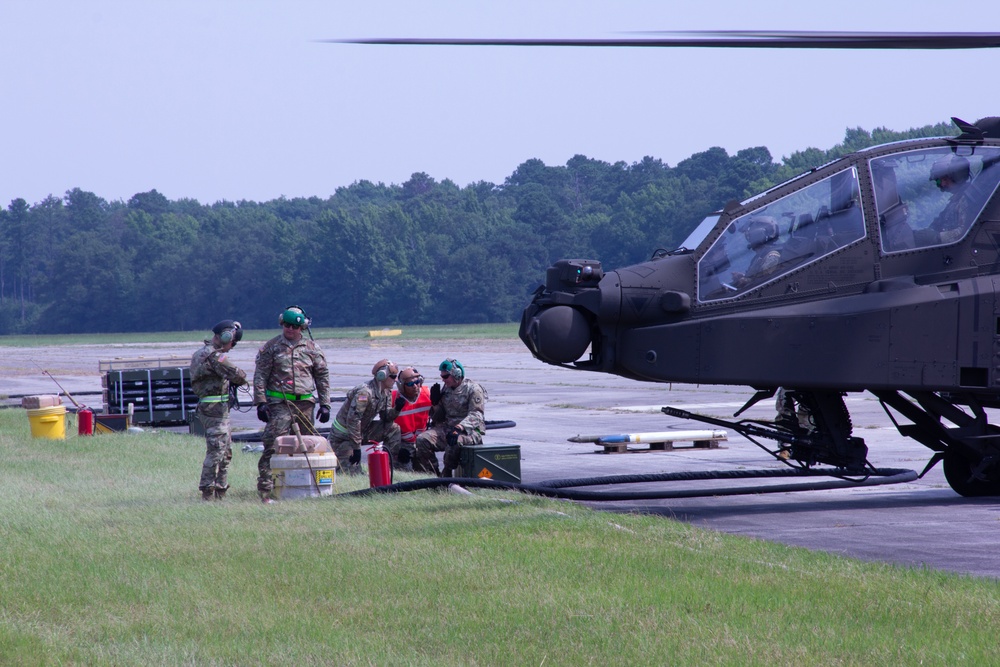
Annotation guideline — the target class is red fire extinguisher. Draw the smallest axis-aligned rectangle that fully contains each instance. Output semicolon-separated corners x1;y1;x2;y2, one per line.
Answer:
78;407;94;436
367;441;392;488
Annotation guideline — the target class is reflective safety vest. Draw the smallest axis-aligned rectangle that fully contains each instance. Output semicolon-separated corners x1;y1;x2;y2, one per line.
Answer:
392;386;432;444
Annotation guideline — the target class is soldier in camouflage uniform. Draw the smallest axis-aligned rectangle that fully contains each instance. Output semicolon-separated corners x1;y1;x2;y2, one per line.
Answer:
916;155;974;246
190;320;247;501
329;359;403;474
414;358;488;477
253;306;331;503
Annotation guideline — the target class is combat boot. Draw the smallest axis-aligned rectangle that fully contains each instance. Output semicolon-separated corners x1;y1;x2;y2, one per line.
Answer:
201;489;214;502
214;486;228;501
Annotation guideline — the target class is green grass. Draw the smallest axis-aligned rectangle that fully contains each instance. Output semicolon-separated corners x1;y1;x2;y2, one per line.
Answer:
1;409;998;665
0;323;520;347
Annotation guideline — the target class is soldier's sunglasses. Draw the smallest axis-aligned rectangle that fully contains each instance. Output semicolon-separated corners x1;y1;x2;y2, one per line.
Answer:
404;379;423;387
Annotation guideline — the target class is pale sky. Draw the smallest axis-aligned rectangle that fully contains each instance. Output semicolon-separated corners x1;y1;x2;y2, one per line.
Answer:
3;0;999;206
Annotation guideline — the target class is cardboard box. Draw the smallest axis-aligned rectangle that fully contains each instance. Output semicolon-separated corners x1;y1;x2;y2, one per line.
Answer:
276;434;332;455
21;395;62;409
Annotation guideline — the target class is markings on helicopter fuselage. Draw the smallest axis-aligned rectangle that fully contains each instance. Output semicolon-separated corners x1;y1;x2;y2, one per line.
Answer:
628;295;651;316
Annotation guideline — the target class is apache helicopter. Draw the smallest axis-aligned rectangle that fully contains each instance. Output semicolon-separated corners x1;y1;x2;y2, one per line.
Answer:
337;31;1000;496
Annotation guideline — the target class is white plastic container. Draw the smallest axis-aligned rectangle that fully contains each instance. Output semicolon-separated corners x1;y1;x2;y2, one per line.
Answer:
271;453;337;500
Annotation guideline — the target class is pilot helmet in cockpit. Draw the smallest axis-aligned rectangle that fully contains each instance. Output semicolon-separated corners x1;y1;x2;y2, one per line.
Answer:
743;216;779;250
929;155;970;189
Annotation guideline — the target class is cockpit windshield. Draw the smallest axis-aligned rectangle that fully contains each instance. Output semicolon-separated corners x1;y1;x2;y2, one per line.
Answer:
698;167;865;302
678;214;721;251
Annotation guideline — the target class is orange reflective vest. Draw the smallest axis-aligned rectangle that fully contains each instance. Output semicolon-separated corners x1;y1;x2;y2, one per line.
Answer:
392;386;433;444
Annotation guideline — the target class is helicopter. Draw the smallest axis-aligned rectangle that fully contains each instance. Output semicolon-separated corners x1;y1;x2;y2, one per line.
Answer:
520;115;1000;497
337;31;1000;496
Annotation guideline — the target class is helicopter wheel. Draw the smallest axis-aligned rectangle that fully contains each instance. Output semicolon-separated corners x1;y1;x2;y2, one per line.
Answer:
942;448;1000;497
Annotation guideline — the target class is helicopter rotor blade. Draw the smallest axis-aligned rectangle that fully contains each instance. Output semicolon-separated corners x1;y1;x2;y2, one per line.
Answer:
326;30;1000;50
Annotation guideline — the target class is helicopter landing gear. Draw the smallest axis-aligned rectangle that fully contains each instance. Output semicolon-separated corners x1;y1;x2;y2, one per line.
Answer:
873;390;1000;497
782;391;868;472
663;390;871;474
942;448;1000;497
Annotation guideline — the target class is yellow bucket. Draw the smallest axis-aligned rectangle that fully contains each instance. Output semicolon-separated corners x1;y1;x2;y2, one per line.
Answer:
26;405;67;440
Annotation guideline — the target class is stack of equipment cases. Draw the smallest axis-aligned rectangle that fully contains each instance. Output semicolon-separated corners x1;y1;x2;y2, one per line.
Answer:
101;357;198;426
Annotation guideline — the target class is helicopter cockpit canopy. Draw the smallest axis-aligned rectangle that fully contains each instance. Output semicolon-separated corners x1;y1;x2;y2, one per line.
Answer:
872;146;1000;253
698;167;865;301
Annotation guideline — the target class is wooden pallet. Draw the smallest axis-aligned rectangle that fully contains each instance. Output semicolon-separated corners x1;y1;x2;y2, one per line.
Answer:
596;436;726;454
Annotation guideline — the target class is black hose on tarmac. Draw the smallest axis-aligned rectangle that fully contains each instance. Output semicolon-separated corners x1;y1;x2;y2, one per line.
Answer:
337;467;918;501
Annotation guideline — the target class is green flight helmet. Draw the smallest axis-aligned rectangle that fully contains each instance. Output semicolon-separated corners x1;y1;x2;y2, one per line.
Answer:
279;306;308;328
439;358;465;380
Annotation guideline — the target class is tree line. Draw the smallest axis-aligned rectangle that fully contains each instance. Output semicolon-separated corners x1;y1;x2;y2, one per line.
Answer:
0;121;954;335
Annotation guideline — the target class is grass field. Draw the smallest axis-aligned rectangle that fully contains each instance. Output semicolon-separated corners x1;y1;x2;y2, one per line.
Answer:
2;408;999;665
0;323;520;348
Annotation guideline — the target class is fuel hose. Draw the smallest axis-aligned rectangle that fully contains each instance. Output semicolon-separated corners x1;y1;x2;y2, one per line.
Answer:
337;467;918;500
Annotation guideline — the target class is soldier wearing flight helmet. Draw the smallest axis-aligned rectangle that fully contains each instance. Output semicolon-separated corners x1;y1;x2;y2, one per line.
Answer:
190;320;247;501
731;216;782;288
329;359;403;474
917;154;973;246
253;306;331;503
414;358;488;477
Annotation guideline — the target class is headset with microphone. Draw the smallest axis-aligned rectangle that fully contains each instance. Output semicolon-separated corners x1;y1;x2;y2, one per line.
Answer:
212;320;243;347
372;359;398;382
439;358;464;381
279;305;311;328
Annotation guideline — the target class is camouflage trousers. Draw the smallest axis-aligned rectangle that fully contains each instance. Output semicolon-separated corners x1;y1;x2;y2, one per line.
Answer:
198;407;233;492
257;400;316;497
329;420;402;470
775;388;816;433
414;425;482;476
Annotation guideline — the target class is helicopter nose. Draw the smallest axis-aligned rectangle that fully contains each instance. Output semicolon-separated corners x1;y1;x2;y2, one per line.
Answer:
522;304;592;363
519;259;616;367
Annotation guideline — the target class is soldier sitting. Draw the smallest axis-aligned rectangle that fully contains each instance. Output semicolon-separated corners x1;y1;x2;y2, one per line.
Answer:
414;358;488;477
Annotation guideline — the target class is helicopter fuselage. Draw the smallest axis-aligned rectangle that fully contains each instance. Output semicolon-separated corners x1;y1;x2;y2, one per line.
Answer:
520;131;1000;495
523;136;1000;395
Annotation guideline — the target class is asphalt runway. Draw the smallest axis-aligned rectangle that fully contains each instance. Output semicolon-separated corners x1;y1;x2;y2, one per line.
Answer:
4;336;999;579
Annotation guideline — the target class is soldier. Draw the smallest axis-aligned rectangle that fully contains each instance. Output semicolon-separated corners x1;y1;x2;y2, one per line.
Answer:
391;367;432;469
731;216;782;288
253;306;331;503
917;155;973;246
329;359;403;474
190;320;247;501
414;358;487;477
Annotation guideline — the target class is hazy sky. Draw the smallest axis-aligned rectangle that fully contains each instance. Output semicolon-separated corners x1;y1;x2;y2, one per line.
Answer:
3;0;999;206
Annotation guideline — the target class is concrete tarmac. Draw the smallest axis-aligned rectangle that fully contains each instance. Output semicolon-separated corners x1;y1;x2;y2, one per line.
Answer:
3;337;999;579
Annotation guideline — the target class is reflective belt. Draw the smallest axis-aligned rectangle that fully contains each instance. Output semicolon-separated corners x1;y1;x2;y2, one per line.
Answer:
266;390;314;401
331;419;349;435
199;394;228;403
401;430;424;444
